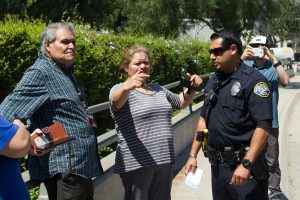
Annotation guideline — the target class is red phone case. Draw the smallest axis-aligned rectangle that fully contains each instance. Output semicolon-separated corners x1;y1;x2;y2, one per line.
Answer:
31;122;75;150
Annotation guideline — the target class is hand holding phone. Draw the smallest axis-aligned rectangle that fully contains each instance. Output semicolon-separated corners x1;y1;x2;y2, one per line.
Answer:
31;122;75;152
252;47;264;58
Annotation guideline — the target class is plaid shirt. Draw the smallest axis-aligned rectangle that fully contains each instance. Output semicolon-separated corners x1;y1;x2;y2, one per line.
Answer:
0;53;102;180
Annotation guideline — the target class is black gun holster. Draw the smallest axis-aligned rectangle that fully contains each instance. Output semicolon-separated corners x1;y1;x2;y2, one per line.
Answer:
251;148;269;181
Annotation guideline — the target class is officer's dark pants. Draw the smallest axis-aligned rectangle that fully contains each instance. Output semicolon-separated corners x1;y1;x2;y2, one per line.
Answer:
265;128;283;199
211;164;268;200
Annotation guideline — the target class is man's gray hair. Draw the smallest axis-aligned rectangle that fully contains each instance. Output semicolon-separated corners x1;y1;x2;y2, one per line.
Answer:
40;22;76;55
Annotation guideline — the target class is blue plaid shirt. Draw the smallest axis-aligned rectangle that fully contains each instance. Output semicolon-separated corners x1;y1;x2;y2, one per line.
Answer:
0;53;102;180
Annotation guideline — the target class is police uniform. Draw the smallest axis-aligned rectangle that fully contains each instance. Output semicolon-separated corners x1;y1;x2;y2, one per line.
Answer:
201;62;272;200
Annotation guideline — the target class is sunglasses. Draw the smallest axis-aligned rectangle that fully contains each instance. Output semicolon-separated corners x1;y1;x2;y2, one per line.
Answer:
208;46;230;56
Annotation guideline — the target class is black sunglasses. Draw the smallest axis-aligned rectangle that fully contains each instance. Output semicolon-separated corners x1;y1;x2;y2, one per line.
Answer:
208;45;230;56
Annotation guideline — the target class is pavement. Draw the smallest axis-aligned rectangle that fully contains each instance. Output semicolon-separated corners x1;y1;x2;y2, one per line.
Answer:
171;72;300;200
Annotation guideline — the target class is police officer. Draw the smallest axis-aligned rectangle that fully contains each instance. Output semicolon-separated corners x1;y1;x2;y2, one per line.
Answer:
185;29;273;200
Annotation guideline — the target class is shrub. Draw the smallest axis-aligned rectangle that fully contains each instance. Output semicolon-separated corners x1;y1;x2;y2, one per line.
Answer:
1;18;212;136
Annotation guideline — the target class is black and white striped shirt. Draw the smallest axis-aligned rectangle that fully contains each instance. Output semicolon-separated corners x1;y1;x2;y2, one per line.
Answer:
109;83;181;173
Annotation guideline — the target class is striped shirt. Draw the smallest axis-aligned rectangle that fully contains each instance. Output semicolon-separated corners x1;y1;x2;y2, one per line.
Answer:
109;83;180;173
0;53;102;180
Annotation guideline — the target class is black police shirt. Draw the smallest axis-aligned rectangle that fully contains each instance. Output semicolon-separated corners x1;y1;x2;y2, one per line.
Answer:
200;62;272;150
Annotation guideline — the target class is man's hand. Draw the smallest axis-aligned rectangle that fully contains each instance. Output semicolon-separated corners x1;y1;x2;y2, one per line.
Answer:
241;45;255;60
29;129;51;156
261;46;277;63
185;157;198;175
230;164;251;185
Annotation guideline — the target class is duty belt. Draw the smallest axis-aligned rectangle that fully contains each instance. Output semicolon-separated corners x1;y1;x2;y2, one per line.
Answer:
205;144;248;166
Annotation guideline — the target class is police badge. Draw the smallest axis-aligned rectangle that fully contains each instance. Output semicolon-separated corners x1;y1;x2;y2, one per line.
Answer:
231;82;241;96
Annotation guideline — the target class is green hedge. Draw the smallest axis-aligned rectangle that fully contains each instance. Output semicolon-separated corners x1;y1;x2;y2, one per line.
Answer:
0;19;44;101
0;19;211;103
74;26;212;106
0;18;212;135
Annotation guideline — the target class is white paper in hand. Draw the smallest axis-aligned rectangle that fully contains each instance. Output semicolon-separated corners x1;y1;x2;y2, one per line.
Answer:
185;167;203;189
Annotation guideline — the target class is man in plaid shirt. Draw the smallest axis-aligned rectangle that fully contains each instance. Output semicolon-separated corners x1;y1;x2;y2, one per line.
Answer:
0;22;102;200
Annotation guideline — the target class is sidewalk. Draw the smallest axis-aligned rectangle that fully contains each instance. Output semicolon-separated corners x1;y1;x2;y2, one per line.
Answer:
171;74;300;200
282;73;300;199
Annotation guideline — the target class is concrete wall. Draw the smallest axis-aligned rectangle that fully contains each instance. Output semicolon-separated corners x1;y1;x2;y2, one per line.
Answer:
92;103;203;200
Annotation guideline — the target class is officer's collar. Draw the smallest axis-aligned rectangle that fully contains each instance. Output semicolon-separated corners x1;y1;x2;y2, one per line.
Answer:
216;61;243;81
215;71;232;81
230;61;243;80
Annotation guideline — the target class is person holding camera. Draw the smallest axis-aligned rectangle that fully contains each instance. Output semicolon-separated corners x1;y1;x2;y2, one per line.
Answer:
242;36;290;200
185;30;273;199
109;44;202;200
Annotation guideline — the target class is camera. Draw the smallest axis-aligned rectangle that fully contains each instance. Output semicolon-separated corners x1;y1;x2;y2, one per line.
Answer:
180;76;202;92
180;76;191;88
252;47;264;58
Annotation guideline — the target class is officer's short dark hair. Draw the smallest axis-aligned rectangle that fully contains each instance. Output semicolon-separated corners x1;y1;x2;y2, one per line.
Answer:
210;29;243;55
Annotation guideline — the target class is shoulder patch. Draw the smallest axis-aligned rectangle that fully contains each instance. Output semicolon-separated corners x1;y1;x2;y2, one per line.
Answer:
253;82;270;97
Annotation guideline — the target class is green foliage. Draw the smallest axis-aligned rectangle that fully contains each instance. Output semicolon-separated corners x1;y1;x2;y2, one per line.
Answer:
29;186;40;200
0;18;211;135
0;0;27;17
0;18;45;101
99;144;117;158
0;1;114;32
118;0;182;36
74;25;211;136
21;155;28;172
182;0;279;34
73;25;211;107
1;0;299;41
267;0;300;43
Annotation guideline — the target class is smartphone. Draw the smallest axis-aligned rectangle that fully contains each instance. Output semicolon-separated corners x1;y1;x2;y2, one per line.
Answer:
252;47;264;58
33;135;75;150
33;134;50;149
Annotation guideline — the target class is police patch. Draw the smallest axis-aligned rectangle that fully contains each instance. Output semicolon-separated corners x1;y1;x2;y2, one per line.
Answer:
254;82;270;97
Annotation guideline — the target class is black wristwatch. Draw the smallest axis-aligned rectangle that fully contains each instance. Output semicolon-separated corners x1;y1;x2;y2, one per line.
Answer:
241;158;253;170
273;61;281;68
